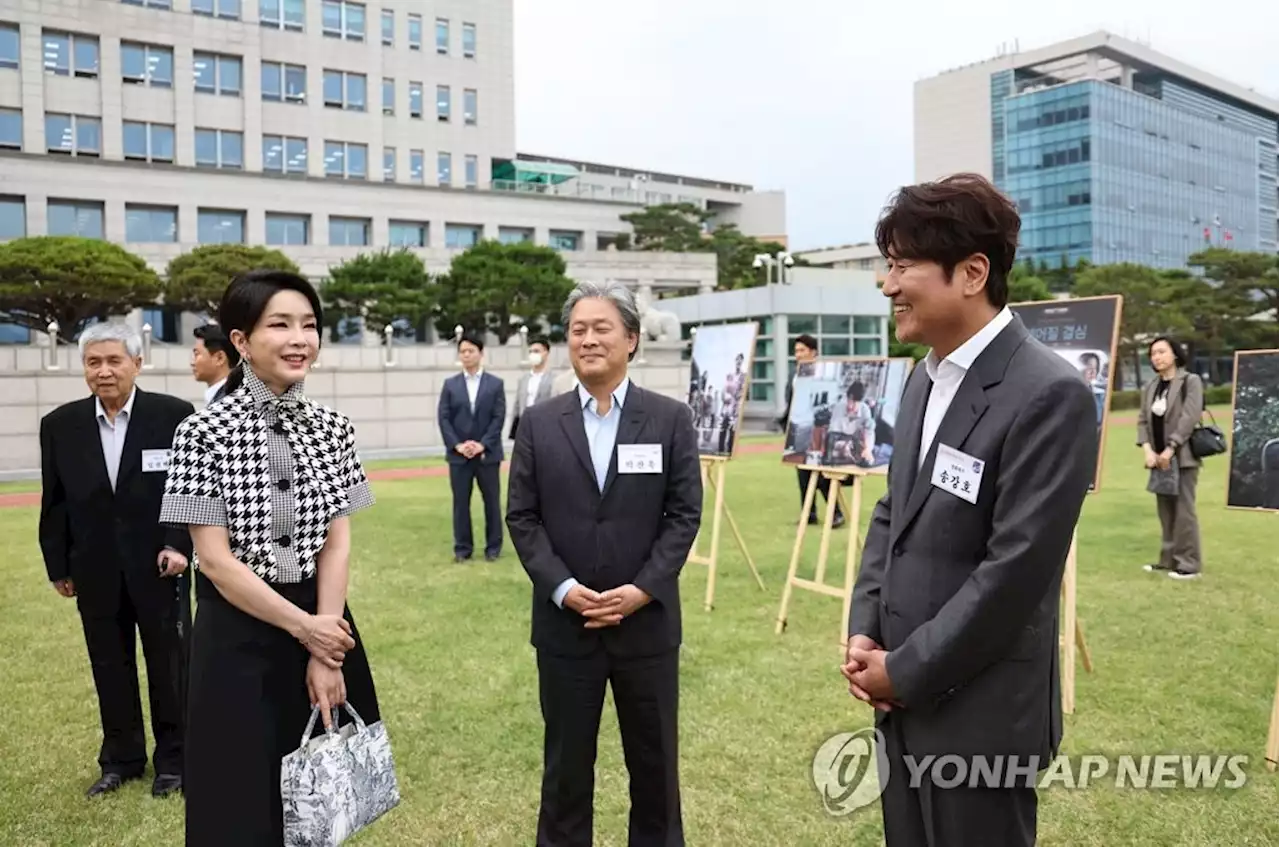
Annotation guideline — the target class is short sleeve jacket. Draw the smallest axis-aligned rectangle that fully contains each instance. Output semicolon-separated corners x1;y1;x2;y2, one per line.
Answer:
159;367;375;583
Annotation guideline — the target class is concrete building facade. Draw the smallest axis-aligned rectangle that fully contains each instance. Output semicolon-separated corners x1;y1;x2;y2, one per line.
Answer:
914;31;1279;270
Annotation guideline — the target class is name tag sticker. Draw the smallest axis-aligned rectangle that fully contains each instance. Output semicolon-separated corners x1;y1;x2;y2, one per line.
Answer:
142;449;172;473
930;444;983;504
618;444;663;474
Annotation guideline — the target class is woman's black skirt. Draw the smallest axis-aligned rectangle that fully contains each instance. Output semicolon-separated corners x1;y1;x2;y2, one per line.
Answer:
184;572;380;846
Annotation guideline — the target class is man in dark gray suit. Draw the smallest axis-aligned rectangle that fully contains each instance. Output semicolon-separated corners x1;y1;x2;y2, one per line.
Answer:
506;281;702;847
842;173;1097;846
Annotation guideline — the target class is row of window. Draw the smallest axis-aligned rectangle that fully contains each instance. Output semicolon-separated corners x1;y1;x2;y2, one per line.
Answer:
0;197;590;253
0;109;481;187
114;1;477;57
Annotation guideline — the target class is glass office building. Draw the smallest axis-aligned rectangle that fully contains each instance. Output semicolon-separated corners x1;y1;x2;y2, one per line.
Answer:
993;61;1278;270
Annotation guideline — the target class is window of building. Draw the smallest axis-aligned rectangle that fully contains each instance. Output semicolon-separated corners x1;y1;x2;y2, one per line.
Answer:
261;61;305;102
380;8;393;45
322;0;365;41
195;128;243;169
121;42;173;87
463;88;477;125
324;140;367;178
854;338;881;355
193;52;241;96
462;22;476;58
0;108;20;149
0;196;24;241
263;135;306;174
48;200;104;239
434;18;448;54
464;154;478;189
197;209;245;244
0;24;17;69
192;0;240;19
43;31;99;78
409;82;423;118
409;149;424;183
389;221;426;247
820;338;850;356
498;227;531;245
821;315;851;335
329;216;369;246
445;223;479;248
549;230;581;251
324;70;366;111
260;0;304;31
46;114;101;157
437;151;451;186
125;204;177;243
382;146;394;180
122;121;174;162
407;14;422;49
381;77;394;114
121;0;172;7
266;212;309;245
436;85;450;121
853;316;879;336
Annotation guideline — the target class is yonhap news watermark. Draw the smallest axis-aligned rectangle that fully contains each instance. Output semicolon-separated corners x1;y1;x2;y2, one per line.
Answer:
812;728;1253;816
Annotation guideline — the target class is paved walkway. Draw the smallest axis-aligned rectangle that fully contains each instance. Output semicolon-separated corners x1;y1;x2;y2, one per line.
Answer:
0;439;782;509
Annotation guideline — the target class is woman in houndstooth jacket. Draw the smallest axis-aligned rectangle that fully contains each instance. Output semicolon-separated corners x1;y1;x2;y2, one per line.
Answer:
160;270;382;846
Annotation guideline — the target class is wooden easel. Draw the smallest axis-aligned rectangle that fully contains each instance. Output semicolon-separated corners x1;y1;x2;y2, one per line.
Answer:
1059;528;1094;715
687;456;764;611
1267;675;1279;773
775;464;879;646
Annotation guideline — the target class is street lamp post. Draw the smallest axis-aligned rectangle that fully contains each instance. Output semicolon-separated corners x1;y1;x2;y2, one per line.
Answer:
752;250;795;285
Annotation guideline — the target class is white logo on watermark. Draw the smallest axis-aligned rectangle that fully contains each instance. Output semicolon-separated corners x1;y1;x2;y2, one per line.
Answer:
811;727;889;816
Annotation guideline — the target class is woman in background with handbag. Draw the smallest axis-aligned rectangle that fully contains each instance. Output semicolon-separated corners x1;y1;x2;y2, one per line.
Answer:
1136;336;1205;580
160;270;383;845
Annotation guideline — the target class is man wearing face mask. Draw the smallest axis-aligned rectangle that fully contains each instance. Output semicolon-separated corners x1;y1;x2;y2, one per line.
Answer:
39;322;196;800
509;336;554;441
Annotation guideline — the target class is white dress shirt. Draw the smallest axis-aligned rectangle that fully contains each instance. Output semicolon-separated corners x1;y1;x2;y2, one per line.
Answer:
551;377;631;608
918;307;1013;469
464;368;484;411
525;371;545;409
204;377;226;407
96;388;138;491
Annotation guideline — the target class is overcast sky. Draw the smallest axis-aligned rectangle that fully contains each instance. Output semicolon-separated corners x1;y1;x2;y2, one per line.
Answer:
513;0;1280;251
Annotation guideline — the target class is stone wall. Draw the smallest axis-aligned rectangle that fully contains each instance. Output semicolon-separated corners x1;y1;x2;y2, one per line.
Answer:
0;341;690;478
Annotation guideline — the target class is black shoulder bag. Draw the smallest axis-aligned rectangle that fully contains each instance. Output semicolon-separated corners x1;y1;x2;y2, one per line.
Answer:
1179;376;1227;459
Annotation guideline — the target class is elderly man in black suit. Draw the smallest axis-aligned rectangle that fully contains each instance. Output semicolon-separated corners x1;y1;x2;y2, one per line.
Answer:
39;322;195;799
438;333;506;562
843;174;1098;846
506;281;702;846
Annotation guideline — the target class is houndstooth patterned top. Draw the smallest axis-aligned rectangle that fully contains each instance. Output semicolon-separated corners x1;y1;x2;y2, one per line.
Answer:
159;366;375;583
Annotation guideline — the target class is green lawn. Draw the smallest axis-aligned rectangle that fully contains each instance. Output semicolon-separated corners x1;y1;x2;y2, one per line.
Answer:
0;413;1275;846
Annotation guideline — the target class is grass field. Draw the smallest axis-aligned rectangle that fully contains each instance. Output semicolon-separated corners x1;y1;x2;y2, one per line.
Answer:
0;411;1276;846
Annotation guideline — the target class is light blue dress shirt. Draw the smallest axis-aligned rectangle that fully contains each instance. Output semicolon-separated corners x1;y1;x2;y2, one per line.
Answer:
551;378;630;608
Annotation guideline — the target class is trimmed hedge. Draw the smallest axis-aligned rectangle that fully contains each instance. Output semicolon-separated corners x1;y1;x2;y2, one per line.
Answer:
1109;383;1233;411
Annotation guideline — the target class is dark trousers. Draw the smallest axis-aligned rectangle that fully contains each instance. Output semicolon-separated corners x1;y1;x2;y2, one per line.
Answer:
78;576;188;777
796;468;842;520
449;459;502;558
1156;466;1201;573
877;714;1037;847
536;646;682;847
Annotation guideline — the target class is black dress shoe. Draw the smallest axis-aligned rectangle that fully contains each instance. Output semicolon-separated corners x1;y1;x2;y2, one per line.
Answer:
832;513;846;529
485;552;499;562
87;772;138;798
453;554;471;563
152;773;182;798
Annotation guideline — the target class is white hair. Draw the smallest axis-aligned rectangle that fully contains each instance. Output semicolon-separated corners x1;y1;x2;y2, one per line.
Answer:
78;322;143;359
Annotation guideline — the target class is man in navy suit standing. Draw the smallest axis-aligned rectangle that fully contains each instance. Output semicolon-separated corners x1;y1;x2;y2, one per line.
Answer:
438;333;506;562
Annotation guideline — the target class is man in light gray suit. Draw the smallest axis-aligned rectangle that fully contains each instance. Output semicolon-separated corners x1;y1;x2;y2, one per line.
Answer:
842;174;1098;846
509;335;555;441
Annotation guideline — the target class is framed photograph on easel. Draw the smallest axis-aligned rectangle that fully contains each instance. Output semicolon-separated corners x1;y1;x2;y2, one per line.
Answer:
1227;348;1279;511
780;357;914;469
685;322;758;459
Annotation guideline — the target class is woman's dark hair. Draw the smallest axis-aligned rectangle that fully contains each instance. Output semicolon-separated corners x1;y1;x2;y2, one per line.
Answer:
874;172;1020;309
1147;335;1186;369
847;381;866;402
218;269;324;395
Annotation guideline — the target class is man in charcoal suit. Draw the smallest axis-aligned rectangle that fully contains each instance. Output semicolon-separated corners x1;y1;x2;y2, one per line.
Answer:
509;335;555;441
842;174;1097;846
438;333;506;562
39;322;195;799
506;281;702;846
